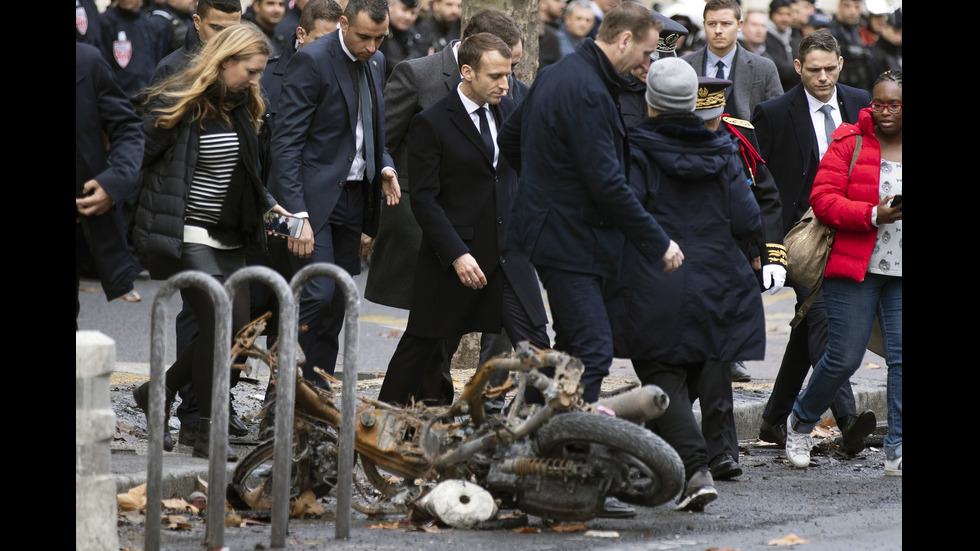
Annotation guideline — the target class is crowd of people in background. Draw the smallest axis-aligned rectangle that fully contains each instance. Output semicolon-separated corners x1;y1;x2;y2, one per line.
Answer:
76;0;902;516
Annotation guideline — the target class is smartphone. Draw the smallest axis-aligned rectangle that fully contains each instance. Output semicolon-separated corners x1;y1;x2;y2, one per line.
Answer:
265;212;304;239
890;194;902;210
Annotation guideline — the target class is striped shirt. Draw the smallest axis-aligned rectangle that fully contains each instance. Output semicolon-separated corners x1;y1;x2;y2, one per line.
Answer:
185;130;240;226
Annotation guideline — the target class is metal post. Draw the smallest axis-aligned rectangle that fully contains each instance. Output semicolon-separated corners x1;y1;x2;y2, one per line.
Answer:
146;271;229;551
289;263;360;540
224;266;297;549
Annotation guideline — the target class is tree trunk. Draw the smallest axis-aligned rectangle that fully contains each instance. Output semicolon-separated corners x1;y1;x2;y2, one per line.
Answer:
462;0;540;83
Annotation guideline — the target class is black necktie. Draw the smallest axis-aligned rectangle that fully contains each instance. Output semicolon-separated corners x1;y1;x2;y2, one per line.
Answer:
476;106;494;162
358;62;375;182
715;60;725;79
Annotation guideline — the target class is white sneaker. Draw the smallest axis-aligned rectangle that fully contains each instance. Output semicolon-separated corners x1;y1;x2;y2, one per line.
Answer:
885;456;902;477
785;418;812;468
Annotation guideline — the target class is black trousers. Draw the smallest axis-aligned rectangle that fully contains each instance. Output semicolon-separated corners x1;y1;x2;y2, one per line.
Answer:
762;281;857;426
633;359;709;480
378;275;549;405
689;359;739;464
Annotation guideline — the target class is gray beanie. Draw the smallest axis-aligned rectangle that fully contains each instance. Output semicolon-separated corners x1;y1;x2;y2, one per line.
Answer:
645;57;698;113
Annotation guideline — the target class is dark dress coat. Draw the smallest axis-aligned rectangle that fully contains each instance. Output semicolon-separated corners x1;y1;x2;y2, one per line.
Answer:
404;92;547;338
751;83;871;233
605;114;765;363
366;40;528;309
500;38;671;280
76;42;145;301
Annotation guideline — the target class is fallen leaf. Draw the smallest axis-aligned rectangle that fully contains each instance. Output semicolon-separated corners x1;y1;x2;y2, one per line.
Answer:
161;515;193;530
117;484;147;512
549;522;587;532
767;533;808;546
78;285;102;294
512;526;540;533
291;489;325;518
161;497;199;515
225;511;243;527
368;521;403;530
864;362;882;370
243;483;271;510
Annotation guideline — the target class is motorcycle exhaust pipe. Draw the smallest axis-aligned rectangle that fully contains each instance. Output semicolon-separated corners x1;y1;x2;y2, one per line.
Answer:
596;384;670;424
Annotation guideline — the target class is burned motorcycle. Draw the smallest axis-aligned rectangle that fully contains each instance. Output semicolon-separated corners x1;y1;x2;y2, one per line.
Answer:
228;313;685;525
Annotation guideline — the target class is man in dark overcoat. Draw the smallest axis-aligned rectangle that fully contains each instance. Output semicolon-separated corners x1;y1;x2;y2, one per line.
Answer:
76;42;145;326
376;33;549;405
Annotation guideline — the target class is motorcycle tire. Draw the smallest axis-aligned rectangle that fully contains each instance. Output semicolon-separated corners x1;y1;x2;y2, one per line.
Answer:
228;437;335;510
533;412;685;508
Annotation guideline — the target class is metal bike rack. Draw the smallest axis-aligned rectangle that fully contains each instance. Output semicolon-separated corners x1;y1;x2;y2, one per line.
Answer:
144;262;358;548
224;266;297;549
287;263;361;541
145;271;230;551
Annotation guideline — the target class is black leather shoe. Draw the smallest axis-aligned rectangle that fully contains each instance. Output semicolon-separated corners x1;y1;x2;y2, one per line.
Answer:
178;421;198;447
839;410;876;455
709;454;743;480
192;418;237;462
598;497;637;519
133;382;175;452
759;418;787;448
228;410;249;437
731;362;752;382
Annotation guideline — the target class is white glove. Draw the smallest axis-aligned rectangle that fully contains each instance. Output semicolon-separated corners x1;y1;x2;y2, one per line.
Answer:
762;264;786;295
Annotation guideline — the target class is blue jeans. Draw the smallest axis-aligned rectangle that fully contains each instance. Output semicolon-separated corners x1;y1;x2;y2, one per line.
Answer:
536;267;612;403
791;273;902;459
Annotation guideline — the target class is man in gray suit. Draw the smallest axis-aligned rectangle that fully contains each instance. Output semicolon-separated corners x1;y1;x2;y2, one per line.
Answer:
365;8;528;404
682;0;782;121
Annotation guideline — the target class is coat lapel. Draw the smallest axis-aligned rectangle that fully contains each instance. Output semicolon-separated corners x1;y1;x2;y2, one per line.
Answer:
327;33;359;133
789;85;817;172
448;90;493;165
440;41;461;94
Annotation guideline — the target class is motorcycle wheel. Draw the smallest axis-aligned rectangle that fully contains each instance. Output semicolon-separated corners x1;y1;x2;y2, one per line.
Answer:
533;412;685;508
228;437;335;511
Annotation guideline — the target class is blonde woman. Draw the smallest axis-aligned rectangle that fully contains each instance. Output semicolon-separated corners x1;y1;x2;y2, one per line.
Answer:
132;24;288;461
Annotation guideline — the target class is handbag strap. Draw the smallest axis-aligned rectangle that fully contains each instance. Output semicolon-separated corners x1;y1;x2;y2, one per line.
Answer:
848;135;862;177
791;135;861;328
790;277;823;328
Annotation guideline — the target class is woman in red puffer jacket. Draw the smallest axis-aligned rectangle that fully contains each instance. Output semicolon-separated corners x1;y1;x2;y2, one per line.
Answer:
783;70;903;478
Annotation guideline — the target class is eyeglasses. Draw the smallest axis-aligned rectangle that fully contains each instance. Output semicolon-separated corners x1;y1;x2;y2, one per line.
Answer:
870;102;902;114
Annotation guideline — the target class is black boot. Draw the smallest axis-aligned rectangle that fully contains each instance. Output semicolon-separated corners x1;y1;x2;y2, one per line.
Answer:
133;382;176;452
193;418;238;462
838;410;877;455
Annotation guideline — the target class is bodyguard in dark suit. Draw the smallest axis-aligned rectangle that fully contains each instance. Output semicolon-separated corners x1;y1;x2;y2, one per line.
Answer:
270;0;401;381
752;28;876;452
76;42;144;325
377;33;549;405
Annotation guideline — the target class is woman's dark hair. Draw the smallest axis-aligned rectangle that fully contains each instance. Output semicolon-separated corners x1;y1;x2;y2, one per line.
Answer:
874;70;902;88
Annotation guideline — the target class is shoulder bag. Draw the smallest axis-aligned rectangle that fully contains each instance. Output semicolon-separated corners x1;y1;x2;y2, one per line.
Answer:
785;135;862;327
